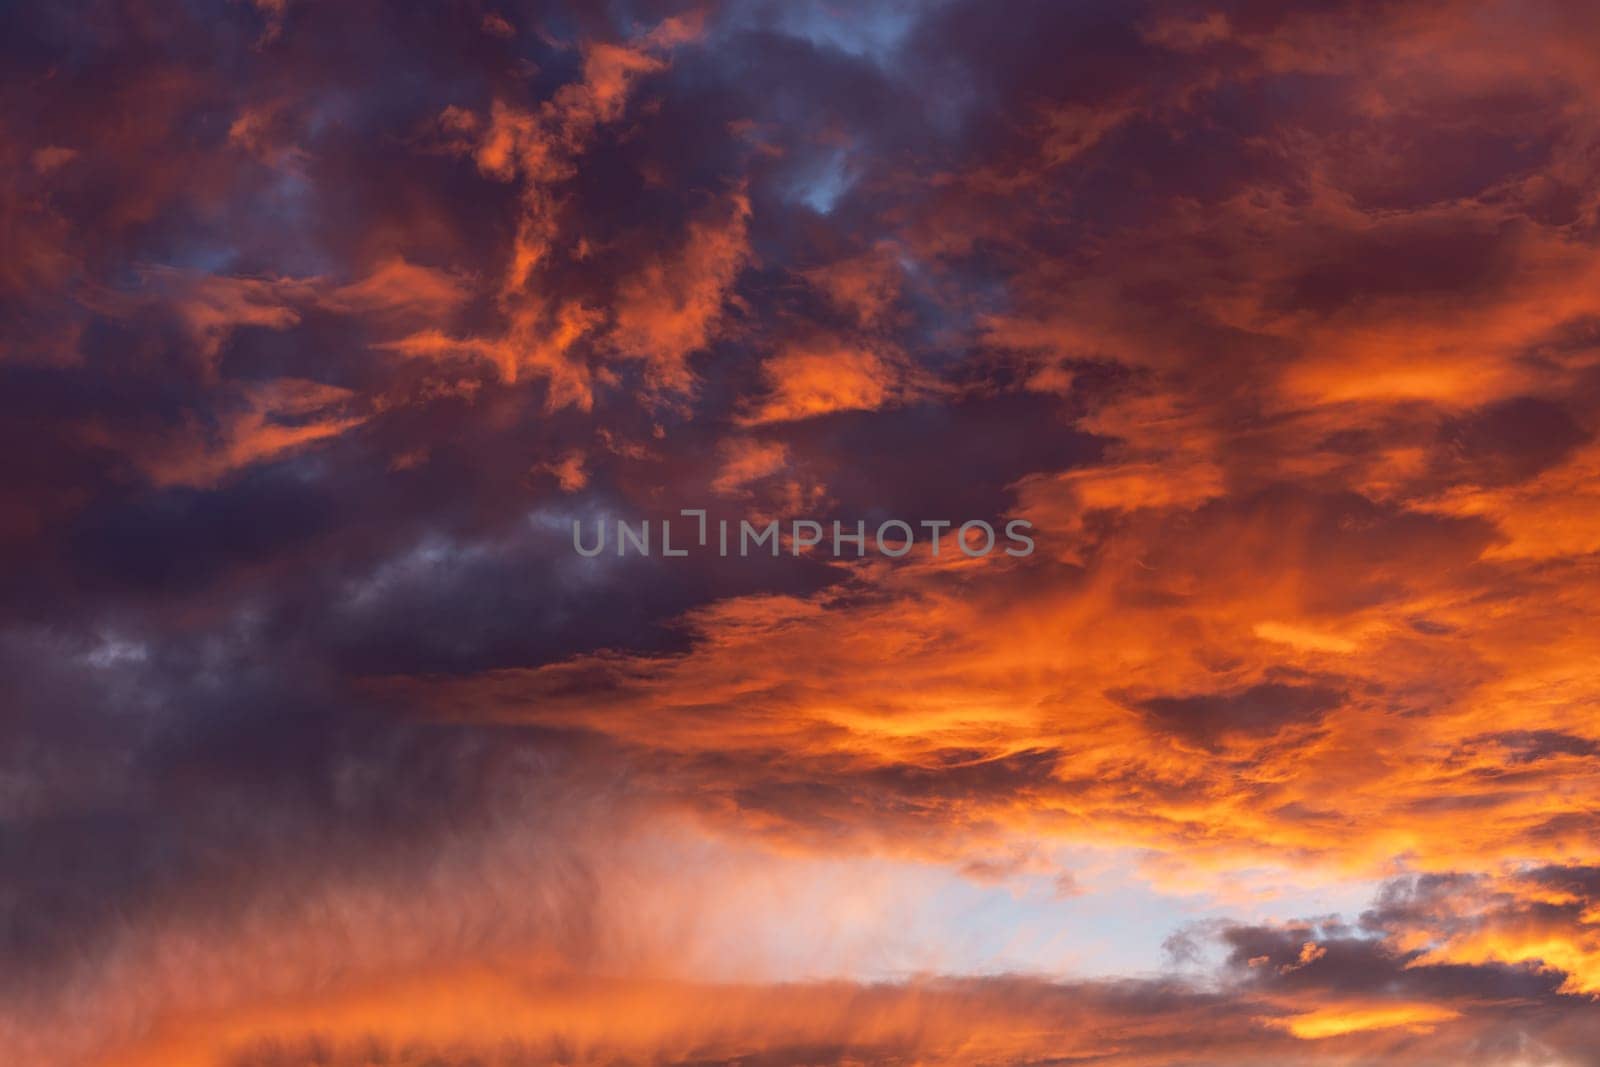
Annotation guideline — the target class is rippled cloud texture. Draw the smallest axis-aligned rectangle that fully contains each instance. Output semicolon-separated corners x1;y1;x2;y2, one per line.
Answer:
6;1;1600;1064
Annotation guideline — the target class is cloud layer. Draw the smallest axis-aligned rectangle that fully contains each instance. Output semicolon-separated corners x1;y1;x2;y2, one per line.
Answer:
4;1;1600;1064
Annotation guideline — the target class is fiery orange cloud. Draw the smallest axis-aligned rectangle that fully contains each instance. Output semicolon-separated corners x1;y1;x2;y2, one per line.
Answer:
739;340;910;424
7;1;1600;1065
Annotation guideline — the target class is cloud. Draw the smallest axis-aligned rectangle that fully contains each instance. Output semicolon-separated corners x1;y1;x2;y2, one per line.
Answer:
134;378;366;489
7;0;1600;1063
611;188;752;393
739;340;908;424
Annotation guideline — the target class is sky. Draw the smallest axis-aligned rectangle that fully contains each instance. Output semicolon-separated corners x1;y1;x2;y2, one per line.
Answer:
4;0;1600;1064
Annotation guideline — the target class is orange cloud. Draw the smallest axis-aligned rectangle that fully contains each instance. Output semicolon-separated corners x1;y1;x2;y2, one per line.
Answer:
13;2;1600;1064
739;341;904;424
612;189;752;393
136;378;365;488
